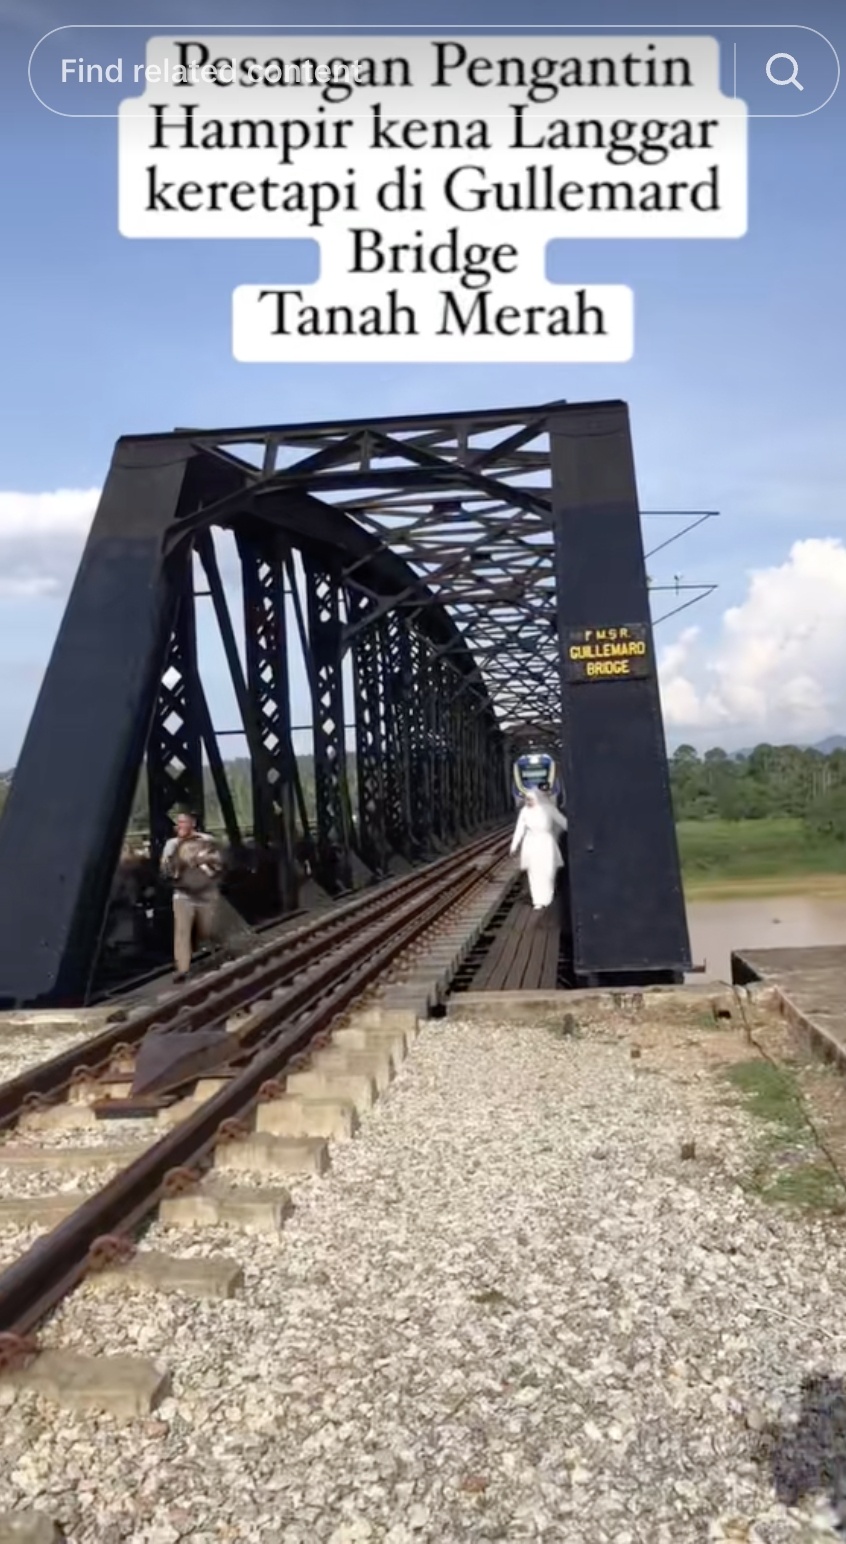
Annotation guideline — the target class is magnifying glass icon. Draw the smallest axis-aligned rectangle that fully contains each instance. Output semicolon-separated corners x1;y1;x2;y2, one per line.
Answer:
765;53;804;90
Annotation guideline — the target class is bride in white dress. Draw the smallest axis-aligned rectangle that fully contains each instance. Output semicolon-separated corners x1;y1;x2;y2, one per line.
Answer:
510;790;568;910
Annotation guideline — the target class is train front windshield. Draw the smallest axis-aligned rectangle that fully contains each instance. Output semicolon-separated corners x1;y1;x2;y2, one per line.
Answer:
514;754;559;802
521;767;550;790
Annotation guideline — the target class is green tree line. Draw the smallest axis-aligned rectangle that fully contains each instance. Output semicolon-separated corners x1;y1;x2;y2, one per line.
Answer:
124;756;360;838
0;757;357;838
3;745;846;845
670;744;846;841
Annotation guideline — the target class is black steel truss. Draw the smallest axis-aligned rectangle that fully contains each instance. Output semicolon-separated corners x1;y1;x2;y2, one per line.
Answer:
0;399;713;1006
301;552;354;893
238;530;299;909
146;579;205;850
160;401;716;741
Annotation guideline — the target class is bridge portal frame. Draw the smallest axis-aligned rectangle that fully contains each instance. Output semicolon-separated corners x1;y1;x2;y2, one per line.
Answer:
0;399;692;1005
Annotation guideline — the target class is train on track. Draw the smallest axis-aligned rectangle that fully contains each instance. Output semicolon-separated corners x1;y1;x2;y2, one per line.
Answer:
511;751;564;808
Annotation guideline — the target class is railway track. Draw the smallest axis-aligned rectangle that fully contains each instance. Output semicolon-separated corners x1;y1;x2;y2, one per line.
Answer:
0;828;509;1131
0;830;512;1397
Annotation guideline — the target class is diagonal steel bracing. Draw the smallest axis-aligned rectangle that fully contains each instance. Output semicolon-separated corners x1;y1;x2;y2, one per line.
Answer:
0;400;715;1005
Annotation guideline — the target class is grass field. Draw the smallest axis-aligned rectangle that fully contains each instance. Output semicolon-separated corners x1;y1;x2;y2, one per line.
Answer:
677;817;846;896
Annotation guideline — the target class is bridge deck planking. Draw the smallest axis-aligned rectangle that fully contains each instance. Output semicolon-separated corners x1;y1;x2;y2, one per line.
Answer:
732;944;846;1062
470;897;561;991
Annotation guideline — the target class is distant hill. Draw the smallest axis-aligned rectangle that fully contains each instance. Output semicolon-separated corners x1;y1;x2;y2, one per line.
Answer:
734;736;846;758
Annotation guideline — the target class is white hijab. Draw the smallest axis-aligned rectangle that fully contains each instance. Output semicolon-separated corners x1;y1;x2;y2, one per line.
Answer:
522;790;554;830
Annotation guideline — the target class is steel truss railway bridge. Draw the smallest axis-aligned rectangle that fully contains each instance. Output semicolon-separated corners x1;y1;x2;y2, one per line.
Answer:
0;398;715;1008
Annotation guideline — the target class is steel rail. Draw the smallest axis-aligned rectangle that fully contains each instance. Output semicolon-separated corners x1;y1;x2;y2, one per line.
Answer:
87;905;316;1005
0;837;507;1343
124;828;505;1033
0;828;507;1131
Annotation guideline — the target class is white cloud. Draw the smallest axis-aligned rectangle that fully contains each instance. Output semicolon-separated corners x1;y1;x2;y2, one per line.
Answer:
0;488;99;599
658;538;846;745
0;488;248;602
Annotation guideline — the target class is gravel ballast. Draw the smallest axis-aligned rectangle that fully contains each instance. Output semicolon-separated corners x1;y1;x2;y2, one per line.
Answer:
0;1025;101;1085
1;1004;846;1542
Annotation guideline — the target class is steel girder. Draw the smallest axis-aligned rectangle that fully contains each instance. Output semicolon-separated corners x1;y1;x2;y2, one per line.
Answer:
381;611;415;861
349;597;389;877
238;530;299;911
146;578;205;850
0;398;704;1005
550;402;691;982
0;415;514;1006
300;551;355;894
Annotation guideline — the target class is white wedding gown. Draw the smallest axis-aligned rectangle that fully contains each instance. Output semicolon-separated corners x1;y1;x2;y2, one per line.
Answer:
510;797;568;909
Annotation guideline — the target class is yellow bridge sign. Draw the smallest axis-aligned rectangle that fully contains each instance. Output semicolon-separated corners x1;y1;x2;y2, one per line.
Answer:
563;624;651;682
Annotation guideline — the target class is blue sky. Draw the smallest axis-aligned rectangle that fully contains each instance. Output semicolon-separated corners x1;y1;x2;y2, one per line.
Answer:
1;0;845;764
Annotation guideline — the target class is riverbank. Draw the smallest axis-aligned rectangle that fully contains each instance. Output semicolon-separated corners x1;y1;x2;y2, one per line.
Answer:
684;874;846;901
677;817;846;896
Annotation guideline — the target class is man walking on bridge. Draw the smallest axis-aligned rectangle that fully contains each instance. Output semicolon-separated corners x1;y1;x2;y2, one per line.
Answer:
160;809;224;981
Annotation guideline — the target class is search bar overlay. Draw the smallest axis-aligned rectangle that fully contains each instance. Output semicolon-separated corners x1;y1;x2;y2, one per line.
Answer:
30;24;839;119
766;53;804;91
729;26;838;115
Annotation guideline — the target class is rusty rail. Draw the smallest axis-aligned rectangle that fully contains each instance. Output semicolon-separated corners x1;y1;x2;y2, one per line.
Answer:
0;827;507;1130
0;834;507;1340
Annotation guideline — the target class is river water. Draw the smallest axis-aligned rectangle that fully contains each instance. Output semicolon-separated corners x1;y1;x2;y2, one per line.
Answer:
686;894;846;983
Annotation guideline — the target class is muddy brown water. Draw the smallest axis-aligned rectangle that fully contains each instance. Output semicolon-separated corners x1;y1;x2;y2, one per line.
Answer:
685;893;846;983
